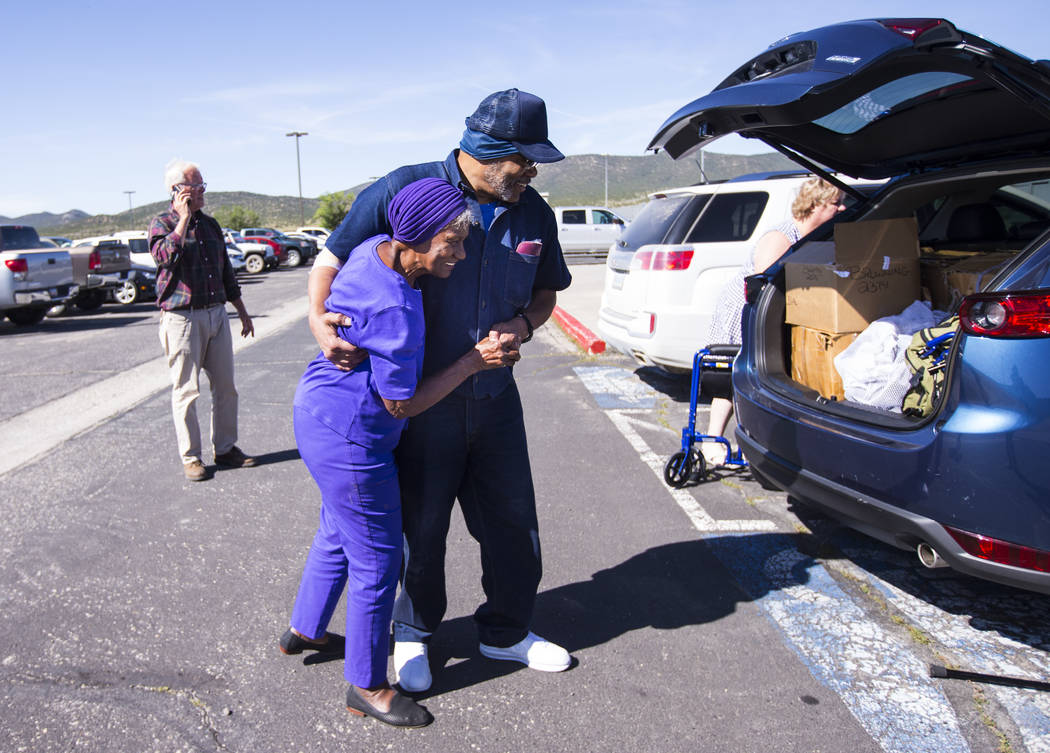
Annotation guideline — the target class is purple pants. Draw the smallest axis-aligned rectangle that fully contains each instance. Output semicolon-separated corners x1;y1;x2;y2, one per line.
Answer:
289;407;402;688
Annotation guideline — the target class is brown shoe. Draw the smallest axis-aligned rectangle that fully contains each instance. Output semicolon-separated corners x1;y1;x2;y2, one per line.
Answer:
215;445;256;468
183;460;208;481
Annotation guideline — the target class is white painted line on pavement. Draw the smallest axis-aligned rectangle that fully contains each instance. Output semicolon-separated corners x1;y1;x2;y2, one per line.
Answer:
605;410;776;533
709;536;972;753
0;298;307;478
836;556;1050;753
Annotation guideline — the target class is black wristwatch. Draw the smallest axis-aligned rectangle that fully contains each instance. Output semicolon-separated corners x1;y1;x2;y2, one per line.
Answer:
516;311;534;343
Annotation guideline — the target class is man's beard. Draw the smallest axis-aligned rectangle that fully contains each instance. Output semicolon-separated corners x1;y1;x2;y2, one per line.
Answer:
482;163;522;203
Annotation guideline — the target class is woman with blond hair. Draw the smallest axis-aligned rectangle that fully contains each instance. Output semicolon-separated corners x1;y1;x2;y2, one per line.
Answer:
702;178;845;467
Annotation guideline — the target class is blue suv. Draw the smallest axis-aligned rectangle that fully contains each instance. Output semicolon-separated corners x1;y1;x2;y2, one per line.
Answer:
649;18;1050;594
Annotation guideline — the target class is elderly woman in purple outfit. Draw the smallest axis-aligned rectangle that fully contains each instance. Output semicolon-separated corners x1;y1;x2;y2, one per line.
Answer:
279;178;516;728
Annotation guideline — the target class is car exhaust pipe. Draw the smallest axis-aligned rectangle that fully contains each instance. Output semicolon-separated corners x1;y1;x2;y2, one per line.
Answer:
917;542;947;568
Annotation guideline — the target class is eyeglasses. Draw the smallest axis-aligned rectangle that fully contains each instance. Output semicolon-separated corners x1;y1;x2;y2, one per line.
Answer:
514;156;538;169
177;182;207;191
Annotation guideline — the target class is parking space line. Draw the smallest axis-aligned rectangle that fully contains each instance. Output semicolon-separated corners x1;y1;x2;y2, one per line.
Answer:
708;535;971;753
0;298;307;478
837;557;1050;752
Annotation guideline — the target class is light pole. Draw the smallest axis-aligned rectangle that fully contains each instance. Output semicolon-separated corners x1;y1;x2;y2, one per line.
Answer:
286;131;308;226
604;154;608;207
123;190;136;228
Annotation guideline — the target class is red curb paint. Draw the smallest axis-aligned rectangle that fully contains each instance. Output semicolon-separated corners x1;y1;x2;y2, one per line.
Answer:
552;306;606;355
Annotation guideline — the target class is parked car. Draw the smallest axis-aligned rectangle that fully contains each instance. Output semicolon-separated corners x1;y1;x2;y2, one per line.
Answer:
42;236;72;248
240;227;314;267
52;239;133;313
108;230;153;269
224;230;276;274
554;205;627;258
284;232;320;261
296;226;331;246
598;172;877;372
0;225;75;326
109;264;157;305
648;17;1050;593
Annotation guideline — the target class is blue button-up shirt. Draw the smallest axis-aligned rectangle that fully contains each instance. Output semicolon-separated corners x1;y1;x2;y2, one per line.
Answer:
326;151;572;399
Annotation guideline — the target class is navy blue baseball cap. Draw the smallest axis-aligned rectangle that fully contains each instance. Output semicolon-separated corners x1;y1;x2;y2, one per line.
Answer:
465;88;565;163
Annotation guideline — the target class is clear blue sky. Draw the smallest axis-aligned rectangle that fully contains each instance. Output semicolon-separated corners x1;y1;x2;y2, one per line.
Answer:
2;0;1045;217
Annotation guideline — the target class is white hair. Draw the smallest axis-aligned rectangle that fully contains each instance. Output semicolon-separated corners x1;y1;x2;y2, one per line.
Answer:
163;159;199;192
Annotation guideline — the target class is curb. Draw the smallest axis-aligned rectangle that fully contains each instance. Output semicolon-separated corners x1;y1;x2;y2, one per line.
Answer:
552;306;606;355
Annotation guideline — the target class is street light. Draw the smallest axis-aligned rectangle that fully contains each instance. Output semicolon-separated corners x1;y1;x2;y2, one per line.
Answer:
123;190;136;229
286;131;308;225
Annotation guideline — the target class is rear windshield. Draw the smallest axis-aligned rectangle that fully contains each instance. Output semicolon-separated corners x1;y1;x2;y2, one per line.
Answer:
0;227;44;250
126;238;149;254
815;72;973;134
619;194;707;252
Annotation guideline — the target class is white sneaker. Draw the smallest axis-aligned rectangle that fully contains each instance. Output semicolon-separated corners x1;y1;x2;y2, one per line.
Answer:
393;640;432;692
479;632;571;672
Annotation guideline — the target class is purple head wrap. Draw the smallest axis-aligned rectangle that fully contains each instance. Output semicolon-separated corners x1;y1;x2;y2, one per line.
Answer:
387;178;467;246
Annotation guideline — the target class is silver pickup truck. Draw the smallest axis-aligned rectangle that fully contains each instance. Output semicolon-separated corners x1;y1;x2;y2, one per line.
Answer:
0;225;75;326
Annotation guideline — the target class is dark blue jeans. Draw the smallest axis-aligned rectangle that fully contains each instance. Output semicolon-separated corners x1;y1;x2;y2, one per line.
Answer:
392;381;541;648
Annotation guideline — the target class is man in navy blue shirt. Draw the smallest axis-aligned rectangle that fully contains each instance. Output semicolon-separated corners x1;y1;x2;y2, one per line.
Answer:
307;89;572;693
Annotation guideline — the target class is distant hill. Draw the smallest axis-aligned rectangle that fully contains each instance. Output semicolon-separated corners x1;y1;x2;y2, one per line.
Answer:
24;151;799;238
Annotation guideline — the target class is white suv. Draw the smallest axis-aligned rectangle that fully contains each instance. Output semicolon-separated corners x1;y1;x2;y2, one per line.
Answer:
598;172;877;372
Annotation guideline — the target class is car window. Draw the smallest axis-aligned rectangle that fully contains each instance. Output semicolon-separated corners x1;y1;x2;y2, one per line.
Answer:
814;72;973;135
619;194;703;251
126;238;149;254
592;210;616;224
684;191;769;243
0;227;43;250
562;210;586;224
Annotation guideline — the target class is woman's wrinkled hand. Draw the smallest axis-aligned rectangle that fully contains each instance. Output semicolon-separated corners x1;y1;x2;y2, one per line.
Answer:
474;332;520;371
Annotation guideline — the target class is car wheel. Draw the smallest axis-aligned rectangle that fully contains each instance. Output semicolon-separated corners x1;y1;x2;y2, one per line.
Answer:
113;280;138;305
244;254;265;274
74;289;106;311
7;307;48;326
285;248;302;267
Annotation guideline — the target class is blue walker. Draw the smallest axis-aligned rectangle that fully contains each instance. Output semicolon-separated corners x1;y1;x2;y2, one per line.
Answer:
663;347;748;488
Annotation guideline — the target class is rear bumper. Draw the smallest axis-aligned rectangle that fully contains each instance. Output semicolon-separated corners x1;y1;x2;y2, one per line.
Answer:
10;284;75;306
736;427;1050;595
598;305;708;373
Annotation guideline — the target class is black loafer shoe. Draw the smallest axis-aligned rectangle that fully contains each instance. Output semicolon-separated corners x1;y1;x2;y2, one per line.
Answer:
346;686;433;728
279;629;345;656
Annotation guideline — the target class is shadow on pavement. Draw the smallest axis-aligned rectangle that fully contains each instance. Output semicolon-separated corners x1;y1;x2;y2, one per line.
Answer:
416;533;821;698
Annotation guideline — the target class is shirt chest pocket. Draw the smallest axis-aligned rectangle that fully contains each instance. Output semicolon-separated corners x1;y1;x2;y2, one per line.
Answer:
504;240;541;309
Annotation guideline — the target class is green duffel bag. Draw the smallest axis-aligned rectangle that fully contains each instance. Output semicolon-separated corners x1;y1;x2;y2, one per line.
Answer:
902;316;959;418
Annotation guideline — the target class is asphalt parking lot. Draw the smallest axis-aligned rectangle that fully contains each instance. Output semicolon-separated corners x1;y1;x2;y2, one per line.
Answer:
1;262;1049;753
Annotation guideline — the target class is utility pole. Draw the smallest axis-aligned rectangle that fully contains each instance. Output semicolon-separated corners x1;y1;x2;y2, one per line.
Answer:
286;131;308;226
123;190;136;229
604;154;609;207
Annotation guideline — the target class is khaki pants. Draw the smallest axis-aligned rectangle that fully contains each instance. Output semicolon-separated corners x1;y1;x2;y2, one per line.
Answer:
159;305;238;464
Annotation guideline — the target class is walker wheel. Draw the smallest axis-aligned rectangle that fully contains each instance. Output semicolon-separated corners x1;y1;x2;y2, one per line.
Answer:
664;448;704;488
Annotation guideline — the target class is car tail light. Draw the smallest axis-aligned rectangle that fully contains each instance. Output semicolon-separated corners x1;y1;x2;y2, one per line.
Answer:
945;526;1050;573
651;250;693;270
958;291;1050;338
644;313;656;334
630;250;653;271
4;259;28;273
88;249;101;270
629;248;693;271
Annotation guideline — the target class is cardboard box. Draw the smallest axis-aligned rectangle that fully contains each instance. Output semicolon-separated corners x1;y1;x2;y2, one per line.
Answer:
790;326;858;401
945;252;1016;303
785;218;921;333
922;250;1013;311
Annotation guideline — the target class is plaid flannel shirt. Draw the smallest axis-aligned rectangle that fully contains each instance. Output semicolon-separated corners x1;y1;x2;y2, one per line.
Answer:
148;207;240;311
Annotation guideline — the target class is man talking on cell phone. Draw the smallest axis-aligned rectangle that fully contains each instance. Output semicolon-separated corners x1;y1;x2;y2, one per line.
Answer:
148;159;256;482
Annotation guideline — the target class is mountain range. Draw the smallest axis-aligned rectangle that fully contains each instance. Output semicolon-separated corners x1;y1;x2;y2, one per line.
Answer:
8;150;799;237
